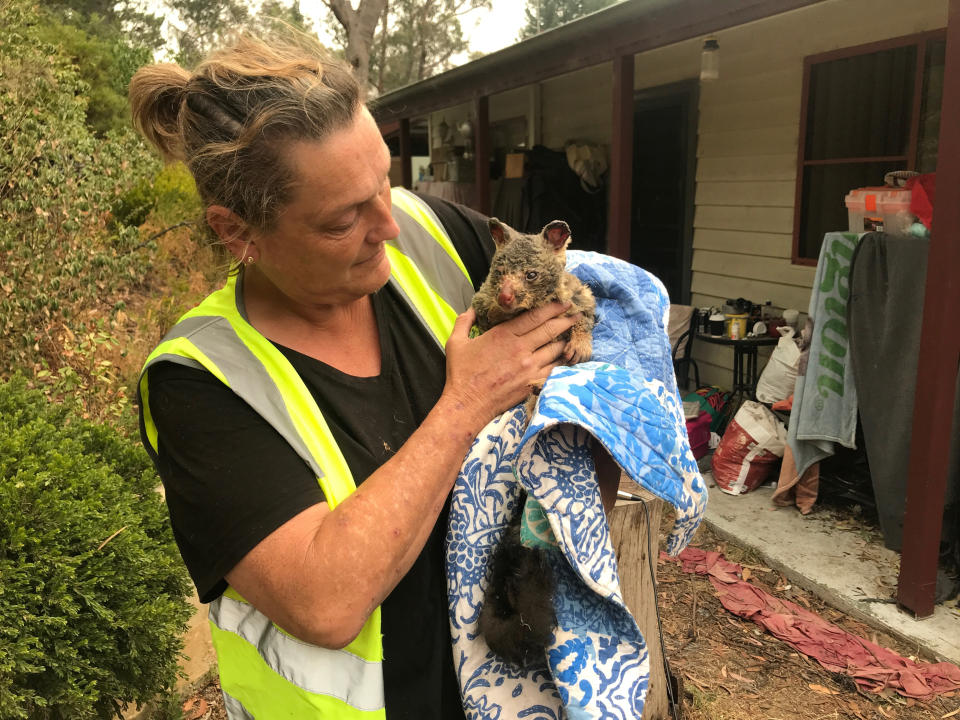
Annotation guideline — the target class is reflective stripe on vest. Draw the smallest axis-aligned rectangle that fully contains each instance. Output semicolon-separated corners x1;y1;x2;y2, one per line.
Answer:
138;189;473;719
221;690;255;720
209;591;384;718
386;187;473;346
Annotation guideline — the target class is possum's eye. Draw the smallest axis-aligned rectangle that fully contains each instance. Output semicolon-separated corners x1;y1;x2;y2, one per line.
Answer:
525;271;539;282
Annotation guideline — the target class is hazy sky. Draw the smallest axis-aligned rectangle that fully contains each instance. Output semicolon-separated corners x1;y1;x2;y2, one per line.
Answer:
149;1;529;66
297;1;528;58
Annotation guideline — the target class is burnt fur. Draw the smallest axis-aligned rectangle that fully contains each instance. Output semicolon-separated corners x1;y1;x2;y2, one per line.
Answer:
477;502;558;668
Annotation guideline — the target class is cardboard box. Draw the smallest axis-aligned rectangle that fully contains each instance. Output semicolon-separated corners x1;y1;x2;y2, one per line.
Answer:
505;153;525;179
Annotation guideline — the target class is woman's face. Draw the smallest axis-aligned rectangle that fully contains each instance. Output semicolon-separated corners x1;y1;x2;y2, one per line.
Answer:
247;107;400;309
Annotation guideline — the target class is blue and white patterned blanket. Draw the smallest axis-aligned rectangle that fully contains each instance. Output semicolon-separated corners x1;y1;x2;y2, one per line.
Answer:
446;252;709;719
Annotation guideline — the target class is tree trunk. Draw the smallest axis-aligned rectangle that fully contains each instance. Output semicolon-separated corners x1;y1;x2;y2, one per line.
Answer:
375;0;390;93
325;0;388;95
608;477;671;720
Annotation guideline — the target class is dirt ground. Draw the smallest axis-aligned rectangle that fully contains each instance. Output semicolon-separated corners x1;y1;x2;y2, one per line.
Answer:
654;518;959;720
179;518;960;720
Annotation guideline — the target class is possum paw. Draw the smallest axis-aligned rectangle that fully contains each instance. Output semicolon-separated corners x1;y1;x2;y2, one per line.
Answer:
563;332;593;364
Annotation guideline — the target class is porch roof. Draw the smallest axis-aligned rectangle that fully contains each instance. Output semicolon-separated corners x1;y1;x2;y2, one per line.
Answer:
372;0;828;123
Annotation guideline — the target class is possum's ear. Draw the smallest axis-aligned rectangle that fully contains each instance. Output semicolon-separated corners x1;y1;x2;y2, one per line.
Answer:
542;221;571;252
488;218;510;248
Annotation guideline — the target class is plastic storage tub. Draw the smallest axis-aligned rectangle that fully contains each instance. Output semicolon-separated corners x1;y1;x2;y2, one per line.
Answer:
844;187;913;234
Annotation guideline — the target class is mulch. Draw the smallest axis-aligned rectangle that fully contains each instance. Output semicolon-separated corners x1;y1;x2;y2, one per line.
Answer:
178;516;960;720
657;520;960;720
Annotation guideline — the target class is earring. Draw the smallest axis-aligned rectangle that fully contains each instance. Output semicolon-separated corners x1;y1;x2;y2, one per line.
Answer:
245;256;255;265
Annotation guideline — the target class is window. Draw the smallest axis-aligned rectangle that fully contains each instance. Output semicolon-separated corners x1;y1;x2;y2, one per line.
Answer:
793;31;946;263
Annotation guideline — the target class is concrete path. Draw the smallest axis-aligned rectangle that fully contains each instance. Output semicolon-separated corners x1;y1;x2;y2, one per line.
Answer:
701;472;960;666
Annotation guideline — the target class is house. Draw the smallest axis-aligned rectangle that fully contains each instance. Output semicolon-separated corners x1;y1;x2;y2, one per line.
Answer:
372;0;959;619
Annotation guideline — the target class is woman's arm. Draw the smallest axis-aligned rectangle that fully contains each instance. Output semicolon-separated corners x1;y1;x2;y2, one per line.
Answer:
225;303;579;648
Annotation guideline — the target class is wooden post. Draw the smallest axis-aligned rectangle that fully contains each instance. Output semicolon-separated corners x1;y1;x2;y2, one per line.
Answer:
474;95;490;215
608;477;670;719
897;0;960;618
399;117;412;190
608;53;634;260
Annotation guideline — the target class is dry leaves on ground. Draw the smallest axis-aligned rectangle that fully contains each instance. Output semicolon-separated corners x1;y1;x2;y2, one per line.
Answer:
179;520;958;720
659;521;958;720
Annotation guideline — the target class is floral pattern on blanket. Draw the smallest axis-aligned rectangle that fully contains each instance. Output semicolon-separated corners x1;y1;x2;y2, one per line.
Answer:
446;256;707;719
447;365;707;719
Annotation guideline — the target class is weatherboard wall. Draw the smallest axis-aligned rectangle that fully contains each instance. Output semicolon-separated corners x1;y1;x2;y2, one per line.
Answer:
633;0;947;387
539;64;614;148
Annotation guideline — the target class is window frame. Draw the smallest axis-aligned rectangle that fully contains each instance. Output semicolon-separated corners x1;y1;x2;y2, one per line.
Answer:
791;29;947;266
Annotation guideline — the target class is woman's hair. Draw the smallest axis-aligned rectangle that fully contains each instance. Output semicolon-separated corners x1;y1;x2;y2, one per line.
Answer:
129;32;361;231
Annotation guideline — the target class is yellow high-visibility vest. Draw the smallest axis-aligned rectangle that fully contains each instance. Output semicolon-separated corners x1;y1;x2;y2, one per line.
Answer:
138;188;473;719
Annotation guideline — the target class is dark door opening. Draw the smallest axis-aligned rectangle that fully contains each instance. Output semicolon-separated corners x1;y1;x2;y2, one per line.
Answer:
630;82;698;303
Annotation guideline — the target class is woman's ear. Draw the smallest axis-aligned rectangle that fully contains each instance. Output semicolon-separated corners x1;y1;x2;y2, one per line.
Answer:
207;205;256;263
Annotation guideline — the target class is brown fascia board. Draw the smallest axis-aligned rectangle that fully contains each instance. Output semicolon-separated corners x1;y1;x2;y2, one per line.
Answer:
371;0;827;122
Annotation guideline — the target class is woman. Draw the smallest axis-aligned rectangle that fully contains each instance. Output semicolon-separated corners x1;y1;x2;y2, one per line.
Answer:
129;34;578;720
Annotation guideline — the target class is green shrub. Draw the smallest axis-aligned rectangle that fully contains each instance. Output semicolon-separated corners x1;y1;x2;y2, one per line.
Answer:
32;12;152;137
151;163;203;226
0;375;193;719
111;163;203;231
0;0;161;424
111;179;157;230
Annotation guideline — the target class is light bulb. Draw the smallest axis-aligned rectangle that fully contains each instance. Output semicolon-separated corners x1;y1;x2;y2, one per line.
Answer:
700;37;720;82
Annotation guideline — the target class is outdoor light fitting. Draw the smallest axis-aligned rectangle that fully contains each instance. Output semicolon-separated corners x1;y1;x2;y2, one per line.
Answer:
700;36;720;82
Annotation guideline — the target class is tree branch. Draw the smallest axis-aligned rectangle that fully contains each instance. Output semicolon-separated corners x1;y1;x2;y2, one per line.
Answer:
324;0;355;28
134;221;195;250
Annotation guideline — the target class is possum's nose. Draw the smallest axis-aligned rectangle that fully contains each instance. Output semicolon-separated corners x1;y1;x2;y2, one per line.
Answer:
498;290;515;308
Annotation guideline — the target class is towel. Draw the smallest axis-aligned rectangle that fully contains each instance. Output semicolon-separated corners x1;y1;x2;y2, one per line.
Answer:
446;252;708;719
788;232;861;477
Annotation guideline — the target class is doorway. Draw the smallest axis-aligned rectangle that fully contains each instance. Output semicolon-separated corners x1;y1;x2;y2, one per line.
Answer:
630;81;698;303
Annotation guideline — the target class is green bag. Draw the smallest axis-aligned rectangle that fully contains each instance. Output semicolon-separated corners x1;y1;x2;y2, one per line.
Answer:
684;386;731;434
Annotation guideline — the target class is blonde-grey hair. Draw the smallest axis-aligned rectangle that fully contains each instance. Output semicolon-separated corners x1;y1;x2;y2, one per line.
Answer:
129;32;361;231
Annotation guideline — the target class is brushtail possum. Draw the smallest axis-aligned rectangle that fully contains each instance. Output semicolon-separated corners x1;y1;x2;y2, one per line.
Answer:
472;218;596;364
473;217;596;668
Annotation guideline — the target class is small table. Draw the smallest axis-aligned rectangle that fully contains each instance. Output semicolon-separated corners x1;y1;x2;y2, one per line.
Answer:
697;333;778;413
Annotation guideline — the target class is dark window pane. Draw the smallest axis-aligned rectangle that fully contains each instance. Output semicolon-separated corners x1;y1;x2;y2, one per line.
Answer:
918;38;946;173
799;162;896;258
805;45;916;160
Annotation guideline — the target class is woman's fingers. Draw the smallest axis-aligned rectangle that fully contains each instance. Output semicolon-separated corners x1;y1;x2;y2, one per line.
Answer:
497;302;580;350
501;301;568;335
531;338;568;376
532;312;580;349
450;307;477;338
441;303;581;424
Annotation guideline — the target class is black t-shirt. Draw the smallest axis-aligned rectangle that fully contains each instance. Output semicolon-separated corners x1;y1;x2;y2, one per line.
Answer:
144;194;493;720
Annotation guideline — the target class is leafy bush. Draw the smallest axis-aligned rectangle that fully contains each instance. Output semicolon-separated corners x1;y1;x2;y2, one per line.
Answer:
0;0;161;425
111;163;203;231
32;12;153;137
151;163;203;226
0;375;193;719
111;179;158;230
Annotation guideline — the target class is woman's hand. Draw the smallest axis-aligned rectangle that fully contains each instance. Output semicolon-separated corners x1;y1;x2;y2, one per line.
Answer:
441;302;579;433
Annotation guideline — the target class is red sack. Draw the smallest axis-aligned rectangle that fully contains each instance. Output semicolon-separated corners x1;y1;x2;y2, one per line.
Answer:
712;401;787;495
906;173;935;230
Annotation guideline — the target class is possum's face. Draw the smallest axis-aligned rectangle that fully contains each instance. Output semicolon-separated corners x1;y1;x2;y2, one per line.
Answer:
487;238;565;316
478;219;571;323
